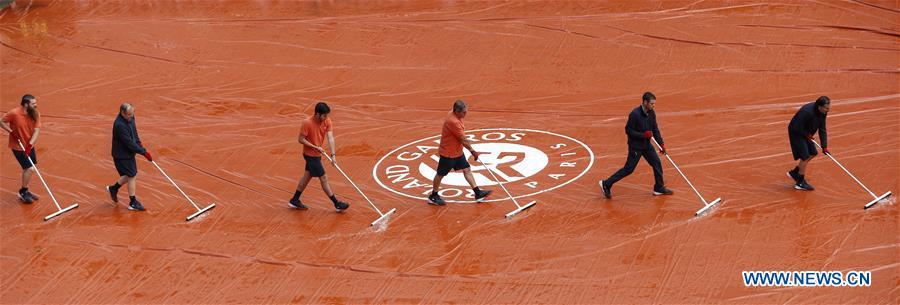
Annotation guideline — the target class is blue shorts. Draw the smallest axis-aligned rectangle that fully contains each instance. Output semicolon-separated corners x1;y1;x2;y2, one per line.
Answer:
114;158;138;177
304;155;325;177
12;149;36;170
789;133;817;161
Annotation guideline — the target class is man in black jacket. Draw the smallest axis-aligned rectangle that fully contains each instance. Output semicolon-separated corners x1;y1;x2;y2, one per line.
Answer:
106;103;153;211
787;96;830;191
599;92;674;199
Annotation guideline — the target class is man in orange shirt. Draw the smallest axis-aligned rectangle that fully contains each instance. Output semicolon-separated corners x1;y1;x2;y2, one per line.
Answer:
1;94;42;204
289;102;350;212
428;100;492;205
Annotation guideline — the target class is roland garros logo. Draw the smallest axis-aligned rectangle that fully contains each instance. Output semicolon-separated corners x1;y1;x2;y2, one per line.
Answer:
373;128;594;203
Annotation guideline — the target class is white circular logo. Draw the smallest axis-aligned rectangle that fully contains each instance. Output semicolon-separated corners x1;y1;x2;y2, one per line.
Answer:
373;128;594;203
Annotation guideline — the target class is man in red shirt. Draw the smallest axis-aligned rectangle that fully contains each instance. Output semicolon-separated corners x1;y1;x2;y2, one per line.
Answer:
1;94;42;203
289;102;349;212
428;100;492;205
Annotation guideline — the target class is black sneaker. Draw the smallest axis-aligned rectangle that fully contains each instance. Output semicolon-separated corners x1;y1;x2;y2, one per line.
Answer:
128;200;146;211
106;185;120;203
25;190;39;200
474;189;493;202
427;193;446;206
288;198;308;210
333;200;349;212
787;168;800;183
599;180;611;199
18;190;34;204
653;187;674;196
794;180;815;191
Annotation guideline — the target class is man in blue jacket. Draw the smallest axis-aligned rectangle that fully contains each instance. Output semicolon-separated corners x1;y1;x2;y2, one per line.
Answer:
787;96;830;191
106;103;153;211
599;92;674;199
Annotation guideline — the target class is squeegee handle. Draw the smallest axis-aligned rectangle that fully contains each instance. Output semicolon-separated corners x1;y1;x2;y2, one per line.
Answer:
151;161;202;210
811;140;878;199
322;154;384;216
16;139;63;210
651;138;708;204
475;158;523;208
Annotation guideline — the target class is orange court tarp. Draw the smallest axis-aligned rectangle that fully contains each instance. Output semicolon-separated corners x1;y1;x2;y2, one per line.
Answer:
1;1;897;304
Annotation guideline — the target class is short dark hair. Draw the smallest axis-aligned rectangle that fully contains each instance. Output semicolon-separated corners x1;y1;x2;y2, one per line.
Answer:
642;92;656;103
815;96;830;107
452;99;467;113
21;94;35;106
315;102;330;115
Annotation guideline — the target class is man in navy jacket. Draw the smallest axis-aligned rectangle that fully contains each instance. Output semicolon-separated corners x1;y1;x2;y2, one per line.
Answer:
107;103;153;211
787;96;830;191
600;92;674;199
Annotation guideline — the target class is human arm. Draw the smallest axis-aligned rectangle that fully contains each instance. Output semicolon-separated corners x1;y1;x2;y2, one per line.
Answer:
326;131;336;163
298;133;326;155
624;111;647;140
0;118;11;134
819;116;828;153
114;122;147;155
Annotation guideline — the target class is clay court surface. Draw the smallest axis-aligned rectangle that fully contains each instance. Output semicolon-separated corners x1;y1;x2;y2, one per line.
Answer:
1;1;898;304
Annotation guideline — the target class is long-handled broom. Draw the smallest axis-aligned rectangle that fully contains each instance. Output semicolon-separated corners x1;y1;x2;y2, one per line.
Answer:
811;140;891;209
323;154;396;226
474;158;536;218
15;140;78;221
651;138;723;216
150;160;215;221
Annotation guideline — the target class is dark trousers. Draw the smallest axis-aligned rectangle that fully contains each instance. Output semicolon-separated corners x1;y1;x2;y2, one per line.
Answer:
605;147;665;191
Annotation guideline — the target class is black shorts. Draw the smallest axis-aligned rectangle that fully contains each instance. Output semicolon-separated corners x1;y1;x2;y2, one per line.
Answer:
436;155;470;176
114;158;138;177
304;155;325;177
12;149;36;170
789;133;817;161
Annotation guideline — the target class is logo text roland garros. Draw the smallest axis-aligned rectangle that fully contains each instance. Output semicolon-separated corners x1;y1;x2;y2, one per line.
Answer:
372;128;594;203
